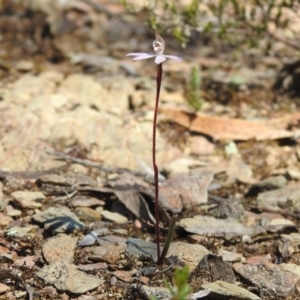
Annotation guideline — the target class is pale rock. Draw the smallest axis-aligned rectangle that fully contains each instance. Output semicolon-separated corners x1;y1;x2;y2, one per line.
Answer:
218;248;245;263
75;207;101;222
0;282;9;294
181;215;257;238
42;235;78;263
263;218;295;226
164;157;201;177
0;213;13;226
201;280;261;300
190;135;215;156
287;169;300;180
48;93;69;110
13;256;36;268
11;191;45;209
233;261;300;298
113;270;132;282
0;198;8;212
281;263;300;277
167;241;209;271
37;261;103;294
101;210;128;224
2;72;60;106
58;74;109;109
14;60;34;71
6;209;21;217
6;226;34;238
281;233;300;250
257;185;300;211
84;243;126;264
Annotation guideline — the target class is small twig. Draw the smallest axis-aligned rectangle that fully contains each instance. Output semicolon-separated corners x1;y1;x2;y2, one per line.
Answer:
161;263;175;273
0;164;69;180
266;31;300;51
53;189;78;202
45;148;146;177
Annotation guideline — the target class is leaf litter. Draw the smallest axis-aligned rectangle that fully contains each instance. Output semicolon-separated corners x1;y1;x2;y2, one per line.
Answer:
1;1;300;300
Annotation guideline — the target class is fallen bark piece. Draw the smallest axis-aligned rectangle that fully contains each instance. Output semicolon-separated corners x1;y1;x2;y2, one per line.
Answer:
201;280;261;300
160;107;297;141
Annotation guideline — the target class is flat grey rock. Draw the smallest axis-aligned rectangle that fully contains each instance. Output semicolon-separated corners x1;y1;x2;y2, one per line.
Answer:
126;237;158;262
83;243;127;264
233;262;299;298
11;191;45;208
32;207;84;234
248;175;287;195
257;185;300;211
6;226;35;238
201;280;261;300
37;261;103;294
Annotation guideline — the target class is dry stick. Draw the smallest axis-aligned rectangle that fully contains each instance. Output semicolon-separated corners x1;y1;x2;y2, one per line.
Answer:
153;62;163;263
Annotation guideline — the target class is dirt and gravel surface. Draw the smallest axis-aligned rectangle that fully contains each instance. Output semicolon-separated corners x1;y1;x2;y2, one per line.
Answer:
1;1;300;299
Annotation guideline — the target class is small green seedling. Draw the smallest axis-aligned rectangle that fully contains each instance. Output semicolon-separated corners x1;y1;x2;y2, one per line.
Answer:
186;65;202;111
150;265;192;300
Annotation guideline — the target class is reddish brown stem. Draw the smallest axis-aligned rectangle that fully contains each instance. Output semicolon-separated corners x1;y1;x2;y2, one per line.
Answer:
153;63;162;263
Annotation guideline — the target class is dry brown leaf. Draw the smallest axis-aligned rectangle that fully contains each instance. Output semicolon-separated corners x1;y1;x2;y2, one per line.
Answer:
160;107;299;141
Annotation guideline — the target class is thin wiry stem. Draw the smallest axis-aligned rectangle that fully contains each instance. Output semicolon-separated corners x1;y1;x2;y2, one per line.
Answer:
153;63;162;263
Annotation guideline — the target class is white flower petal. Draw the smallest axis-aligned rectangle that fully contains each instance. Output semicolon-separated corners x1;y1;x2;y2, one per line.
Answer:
132;54;156;61
126;52;149;57
164;55;182;62
155;55;167;64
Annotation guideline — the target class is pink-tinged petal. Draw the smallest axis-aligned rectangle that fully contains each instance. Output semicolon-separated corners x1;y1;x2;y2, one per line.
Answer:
132;54;156;61
155;55;166;64
164;55;182;62
126;52;149;57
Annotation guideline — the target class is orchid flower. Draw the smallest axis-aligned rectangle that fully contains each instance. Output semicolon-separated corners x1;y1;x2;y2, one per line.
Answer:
126;31;182;64
126;31;182;265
